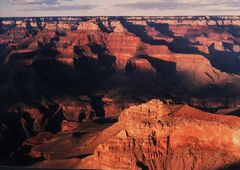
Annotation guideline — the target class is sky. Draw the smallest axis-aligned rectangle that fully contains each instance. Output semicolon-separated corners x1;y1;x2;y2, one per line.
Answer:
0;0;239;17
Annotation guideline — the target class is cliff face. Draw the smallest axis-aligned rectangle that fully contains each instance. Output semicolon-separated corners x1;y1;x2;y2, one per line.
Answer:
0;16;239;105
1;16;239;76
33;100;240;170
76;100;240;170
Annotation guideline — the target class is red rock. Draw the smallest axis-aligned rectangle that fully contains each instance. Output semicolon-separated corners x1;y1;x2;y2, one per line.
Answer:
77;20;100;31
61;120;79;132
62;104;94;122
22;106;45;133
125;58;156;73
24;132;53;146
233;45;240;53
76;100;240;170
56;57;74;65
105;32;141;70
194;45;209;54
110;20;126;33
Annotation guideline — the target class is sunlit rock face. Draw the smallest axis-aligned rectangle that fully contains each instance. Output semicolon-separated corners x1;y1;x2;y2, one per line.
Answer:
76;100;240;170
0;16;240;168
32;100;240;169
77;20;100;31
125;58;156;74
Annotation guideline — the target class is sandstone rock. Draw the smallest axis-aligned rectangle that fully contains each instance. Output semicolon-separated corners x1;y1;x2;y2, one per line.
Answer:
58;96;94;122
144;50;239;87
105;32;141;70
22;106;44;133
16;21;27;28
110;21;126;33
62;104;94;122
61;120;79;132
24;132;53;158
58;22;71;30
24;132;53;146
77;20;100;31
77;100;240;170
214;41;225;51
207;20;217;25
128;20;148;26
233;45;240;53
45;23;57;30
194;45;209;54
125;58;156;74
119;99;169;126
145;44;171;54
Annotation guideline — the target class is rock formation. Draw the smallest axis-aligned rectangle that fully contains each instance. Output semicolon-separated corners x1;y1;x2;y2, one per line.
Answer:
33;99;240;170
125;58;156;74
0;16;240;168
77;20;100;31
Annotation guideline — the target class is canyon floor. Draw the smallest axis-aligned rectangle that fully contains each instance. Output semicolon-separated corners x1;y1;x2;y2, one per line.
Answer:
0;16;240;169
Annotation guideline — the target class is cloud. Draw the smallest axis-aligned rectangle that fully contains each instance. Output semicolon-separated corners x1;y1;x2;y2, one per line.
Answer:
2;0;239;16
115;0;240;11
23;4;97;11
8;0;97;11
9;0;60;5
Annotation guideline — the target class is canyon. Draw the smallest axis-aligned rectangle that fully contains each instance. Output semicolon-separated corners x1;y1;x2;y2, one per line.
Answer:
0;16;240;169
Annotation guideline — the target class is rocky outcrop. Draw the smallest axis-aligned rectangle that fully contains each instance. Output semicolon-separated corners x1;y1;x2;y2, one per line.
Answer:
146;16;240;26
125;58;156;74
77;20;100;31
61;120;79;132
32;100;240;169
62;104;94;122
105;32;141;70
144;47;240;87
233;45;240;53
76;100;240;170
194;45;209;54
110;20;126;33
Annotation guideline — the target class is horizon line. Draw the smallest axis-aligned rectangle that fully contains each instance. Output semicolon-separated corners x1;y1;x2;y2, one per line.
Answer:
1;15;240;18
